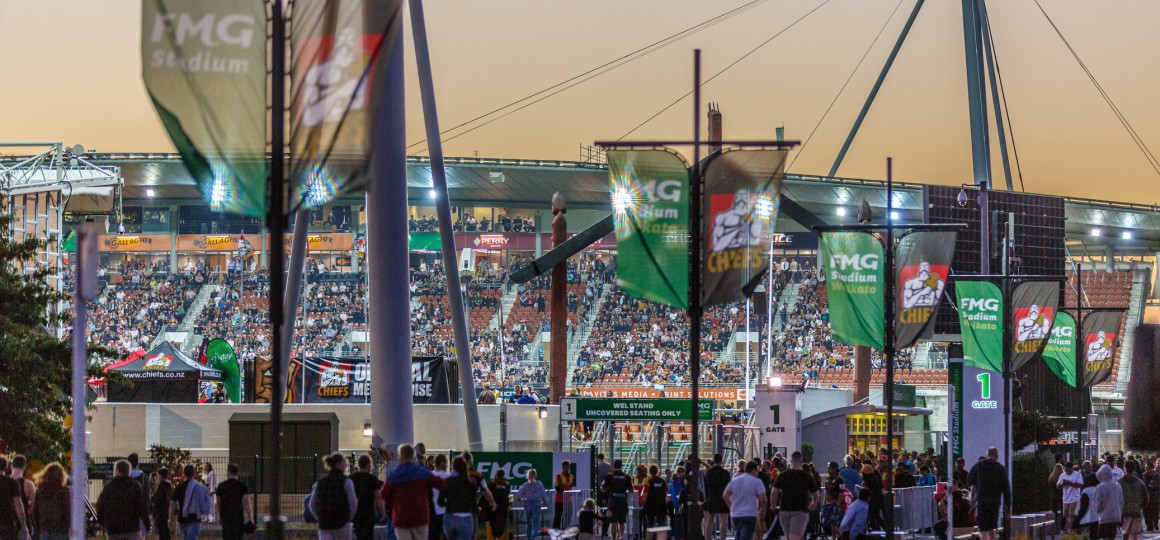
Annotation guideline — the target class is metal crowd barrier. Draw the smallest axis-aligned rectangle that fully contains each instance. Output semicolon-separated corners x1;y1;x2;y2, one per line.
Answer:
892;485;938;532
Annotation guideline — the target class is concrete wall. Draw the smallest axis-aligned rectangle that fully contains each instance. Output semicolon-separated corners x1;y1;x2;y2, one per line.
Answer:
87;403;554;457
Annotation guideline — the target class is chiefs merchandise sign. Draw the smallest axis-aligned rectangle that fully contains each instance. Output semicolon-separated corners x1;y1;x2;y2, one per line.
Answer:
1081;311;1121;387
294;356;454;403
894;231;956;348
702;149;786;307
1010;281;1060;371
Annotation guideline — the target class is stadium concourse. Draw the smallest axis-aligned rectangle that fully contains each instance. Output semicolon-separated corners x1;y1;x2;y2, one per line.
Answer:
61;154;1157;412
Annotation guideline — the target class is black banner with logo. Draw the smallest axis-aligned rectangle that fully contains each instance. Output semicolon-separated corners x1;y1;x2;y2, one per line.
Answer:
894;231;956;349
295;356;453;403
1081;311;1121;387
702;149;787;307
1010;281;1060;371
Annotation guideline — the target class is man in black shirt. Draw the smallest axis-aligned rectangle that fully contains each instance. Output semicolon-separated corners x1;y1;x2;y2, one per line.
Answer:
601;460;633;540
151;468;174;540
769;452;818;540
215;464;252;540
0;458;29;540
349;455;385;540
702;454;732;540
966;447;1010;540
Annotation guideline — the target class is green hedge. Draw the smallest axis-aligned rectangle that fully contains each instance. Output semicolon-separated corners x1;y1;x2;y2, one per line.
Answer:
1013;451;1055;514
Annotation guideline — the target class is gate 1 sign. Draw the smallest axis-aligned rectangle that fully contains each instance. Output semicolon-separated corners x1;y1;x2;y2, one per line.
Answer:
949;359;1005;466
560;397;713;422
753;388;799;455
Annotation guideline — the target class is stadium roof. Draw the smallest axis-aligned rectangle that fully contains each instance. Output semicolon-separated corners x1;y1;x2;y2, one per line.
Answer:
17;152;1160;250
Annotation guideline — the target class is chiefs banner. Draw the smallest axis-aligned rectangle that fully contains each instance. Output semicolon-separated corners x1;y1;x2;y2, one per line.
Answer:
894;231;956;349
290;0;403;207
702;150;787;307
1081;311;1121;387
1010;281;1060;371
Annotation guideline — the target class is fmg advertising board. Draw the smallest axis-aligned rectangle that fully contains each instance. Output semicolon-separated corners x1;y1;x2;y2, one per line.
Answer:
472;452;591;491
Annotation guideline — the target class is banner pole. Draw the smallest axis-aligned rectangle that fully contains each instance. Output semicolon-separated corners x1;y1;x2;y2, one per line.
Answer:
266;1;288;537
687;48;705;540
409;0;484;450
883;157;896;540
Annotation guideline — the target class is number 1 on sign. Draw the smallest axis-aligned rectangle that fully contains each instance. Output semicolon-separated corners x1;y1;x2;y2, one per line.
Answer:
770;404;780;425
977;373;991;400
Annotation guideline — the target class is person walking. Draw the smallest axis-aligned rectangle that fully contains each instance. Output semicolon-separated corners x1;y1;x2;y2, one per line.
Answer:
723;462;766;540
151;468;174;540
595;455;612;537
484;470;511;540
443;457;489;540
97;460;151;540
9;456;35;538
1057;462;1085;532
966;448;1011;540
1120;460;1148;540
382;444;445;540
702;454;732;540
1094;464;1124;540
309;453;358;540
640;465;669;529
203;463;218;524
515;469;549;536
0;458;29;540
216;464;253;540
31;463;69;540
601;460;632;540
349;455;385;540
170;464;211;540
769;452;818;540
858;463;883;532
429;454;451;540
1145;460;1160;532
553;461;575;529
838;457;862;494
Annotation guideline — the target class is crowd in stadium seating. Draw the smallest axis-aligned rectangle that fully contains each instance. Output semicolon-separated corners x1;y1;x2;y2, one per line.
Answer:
412;213;536;233
86;260;201;362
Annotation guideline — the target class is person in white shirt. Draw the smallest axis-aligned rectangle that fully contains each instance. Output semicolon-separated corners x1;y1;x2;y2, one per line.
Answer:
1057;462;1085;532
723;461;767;540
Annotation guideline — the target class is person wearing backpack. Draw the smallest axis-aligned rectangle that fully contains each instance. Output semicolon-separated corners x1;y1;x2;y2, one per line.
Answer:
308;453;358;540
640;465;669;529
98;460;151;540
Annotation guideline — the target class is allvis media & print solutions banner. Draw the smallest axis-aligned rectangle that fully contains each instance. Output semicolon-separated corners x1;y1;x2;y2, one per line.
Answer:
292;356;453;403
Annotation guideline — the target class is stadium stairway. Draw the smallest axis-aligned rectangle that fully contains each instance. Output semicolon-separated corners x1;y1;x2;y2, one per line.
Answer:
490;285;520;331
567;287;610;372
773;281;801;338
178;284;218;333
1113;269;1150;394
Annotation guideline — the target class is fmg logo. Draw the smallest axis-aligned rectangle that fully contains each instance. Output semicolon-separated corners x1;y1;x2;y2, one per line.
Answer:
151;13;257;48
961;298;1000;312
642;180;684;203
829;253;879;271
476;461;535;481
1052;325;1074;338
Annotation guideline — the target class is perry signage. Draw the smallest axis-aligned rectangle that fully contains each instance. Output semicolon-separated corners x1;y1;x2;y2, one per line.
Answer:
560;397;713;422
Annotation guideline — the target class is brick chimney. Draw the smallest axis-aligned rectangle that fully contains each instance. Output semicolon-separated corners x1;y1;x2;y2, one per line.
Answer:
707;102;722;153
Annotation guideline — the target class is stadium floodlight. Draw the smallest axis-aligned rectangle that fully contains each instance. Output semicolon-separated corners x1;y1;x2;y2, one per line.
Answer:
1091;228;1101;237
428;189;437;199
363;423;372;437
768;376;783;388
836;207;847;216
1122;231;1132;240
754;194;774;220
890;211;900;221
611;188;635;213
146;188;155;197
538;406;548;419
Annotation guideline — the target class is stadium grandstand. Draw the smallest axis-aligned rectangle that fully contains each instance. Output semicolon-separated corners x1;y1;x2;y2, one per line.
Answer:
14;152;1160;427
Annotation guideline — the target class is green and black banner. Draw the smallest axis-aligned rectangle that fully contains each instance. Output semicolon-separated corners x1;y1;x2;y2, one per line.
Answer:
1042;311;1077;387
142;0;268;216
955;281;1003;372
894;231;957;349
289;0;403;208
702;149;787;307
205;338;241;402
1081;311;1121;387
608;150;689;309
821;232;885;349
1010;281;1059;371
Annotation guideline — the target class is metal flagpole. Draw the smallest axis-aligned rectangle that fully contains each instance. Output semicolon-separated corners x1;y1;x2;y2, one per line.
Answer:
745;296;751;408
266;2;288;537
883;157;897;540
687;49;705;540
409;0;484;449
70;223;98;540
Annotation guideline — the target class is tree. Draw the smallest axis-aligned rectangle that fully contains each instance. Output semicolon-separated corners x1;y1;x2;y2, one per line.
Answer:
0;210;109;463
